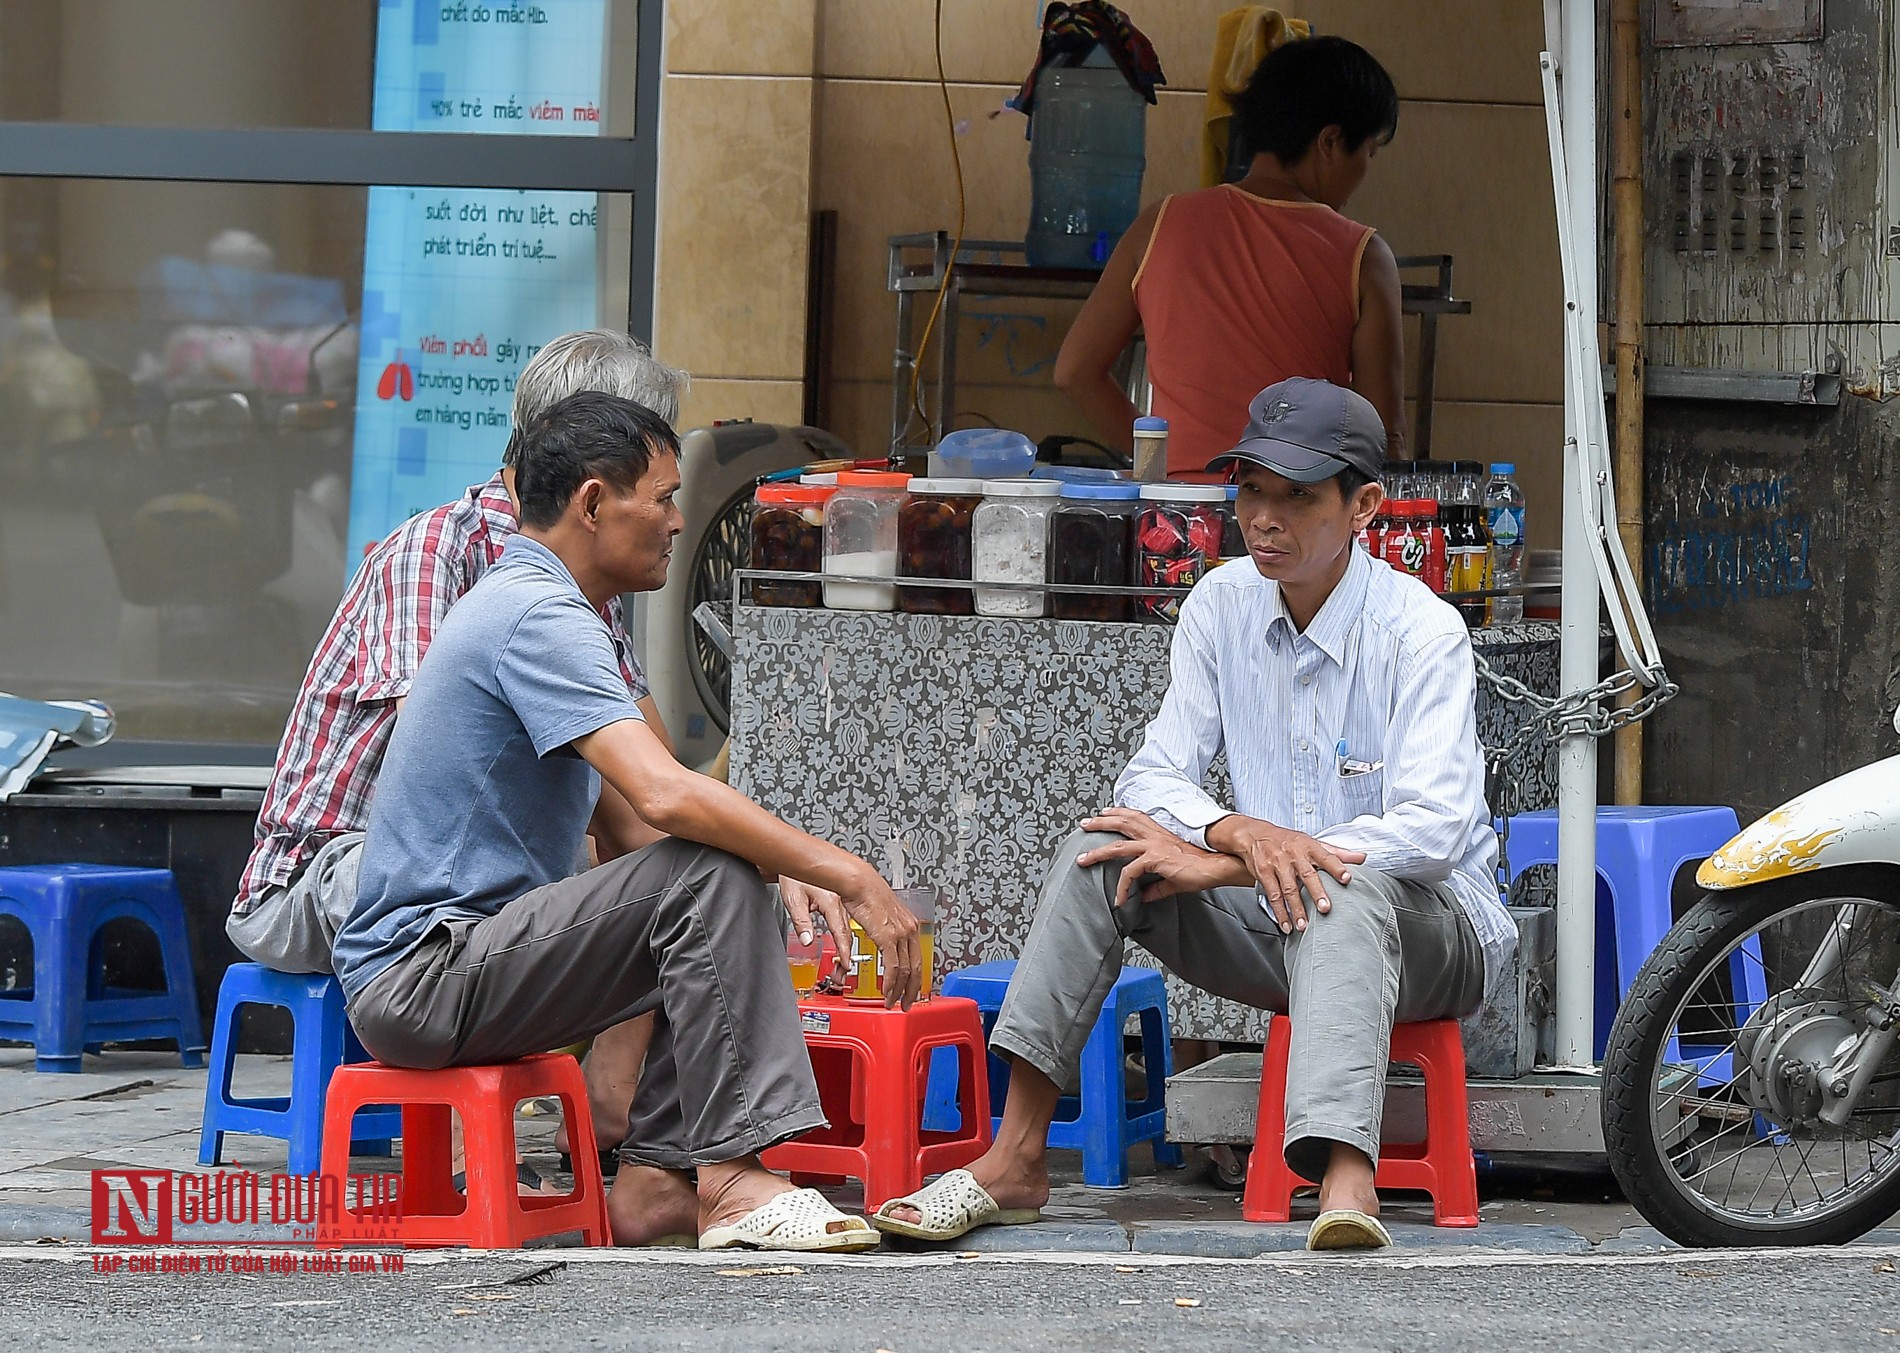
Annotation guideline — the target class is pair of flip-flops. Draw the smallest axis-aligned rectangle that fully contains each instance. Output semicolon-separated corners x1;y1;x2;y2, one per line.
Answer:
864;1169;1390;1252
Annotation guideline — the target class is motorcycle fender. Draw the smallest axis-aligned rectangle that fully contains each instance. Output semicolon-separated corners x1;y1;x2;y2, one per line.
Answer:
1699;752;1900;890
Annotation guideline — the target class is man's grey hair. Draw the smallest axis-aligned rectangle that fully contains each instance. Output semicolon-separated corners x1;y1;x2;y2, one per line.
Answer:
504;329;689;465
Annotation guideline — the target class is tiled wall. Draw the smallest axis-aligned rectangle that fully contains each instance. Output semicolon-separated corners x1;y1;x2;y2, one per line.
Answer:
656;1;1565;548
654;0;820;430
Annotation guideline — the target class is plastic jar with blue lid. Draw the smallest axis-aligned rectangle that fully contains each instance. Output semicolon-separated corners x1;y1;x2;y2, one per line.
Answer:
1050;481;1140;622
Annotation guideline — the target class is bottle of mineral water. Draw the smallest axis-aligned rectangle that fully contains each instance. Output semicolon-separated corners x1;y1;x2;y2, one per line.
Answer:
1485;463;1527;625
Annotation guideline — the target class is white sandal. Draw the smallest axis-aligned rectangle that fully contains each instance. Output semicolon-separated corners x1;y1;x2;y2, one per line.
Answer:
698;1188;881;1253
870;1169;1043;1241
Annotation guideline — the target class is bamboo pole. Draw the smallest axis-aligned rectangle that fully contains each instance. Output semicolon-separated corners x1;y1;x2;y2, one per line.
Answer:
1611;0;1646;806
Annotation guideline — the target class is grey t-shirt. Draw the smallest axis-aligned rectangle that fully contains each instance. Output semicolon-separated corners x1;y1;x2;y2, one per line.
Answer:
333;534;644;1001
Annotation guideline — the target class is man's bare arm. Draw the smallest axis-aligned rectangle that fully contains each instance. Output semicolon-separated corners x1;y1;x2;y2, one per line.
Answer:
589;776;665;861
635;694;676;759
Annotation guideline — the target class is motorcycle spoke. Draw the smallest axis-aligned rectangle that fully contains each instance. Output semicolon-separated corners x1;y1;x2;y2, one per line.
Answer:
1674;1116;1768;1184
1784;1133;1829;1214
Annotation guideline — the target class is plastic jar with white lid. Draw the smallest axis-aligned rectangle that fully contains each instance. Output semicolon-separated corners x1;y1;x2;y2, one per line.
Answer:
822;470;910;610
972;479;1062;617
898;477;986;615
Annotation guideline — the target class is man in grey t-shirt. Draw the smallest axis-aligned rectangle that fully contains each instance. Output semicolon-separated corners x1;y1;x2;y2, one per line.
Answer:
336;391;921;1253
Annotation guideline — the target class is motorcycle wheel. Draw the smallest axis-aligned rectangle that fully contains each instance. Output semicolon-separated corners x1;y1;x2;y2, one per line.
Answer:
1602;867;1900;1247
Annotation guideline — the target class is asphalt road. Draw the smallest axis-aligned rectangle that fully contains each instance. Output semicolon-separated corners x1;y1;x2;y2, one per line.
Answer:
11;1246;1900;1352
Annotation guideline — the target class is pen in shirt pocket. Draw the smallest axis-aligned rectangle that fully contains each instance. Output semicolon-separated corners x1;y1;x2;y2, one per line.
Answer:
1335;738;1383;778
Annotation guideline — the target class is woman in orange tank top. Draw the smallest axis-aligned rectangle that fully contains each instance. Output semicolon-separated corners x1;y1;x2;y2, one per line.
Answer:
1054;36;1406;478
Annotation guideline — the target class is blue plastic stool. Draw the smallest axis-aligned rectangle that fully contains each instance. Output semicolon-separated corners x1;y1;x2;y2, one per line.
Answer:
923;960;1184;1187
0;864;206;1073
1502;805;1766;1062
199;963;400;1175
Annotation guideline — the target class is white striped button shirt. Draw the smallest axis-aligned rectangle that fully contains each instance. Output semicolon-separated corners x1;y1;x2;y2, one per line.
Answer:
1115;544;1515;998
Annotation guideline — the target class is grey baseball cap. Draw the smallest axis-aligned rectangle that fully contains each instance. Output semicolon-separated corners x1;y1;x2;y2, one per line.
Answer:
1203;377;1387;483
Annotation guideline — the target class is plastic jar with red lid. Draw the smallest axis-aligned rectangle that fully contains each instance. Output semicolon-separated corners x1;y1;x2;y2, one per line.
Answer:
751;483;834;607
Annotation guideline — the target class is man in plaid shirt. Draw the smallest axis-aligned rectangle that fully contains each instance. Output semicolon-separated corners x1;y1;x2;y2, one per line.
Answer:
228;330;684;1150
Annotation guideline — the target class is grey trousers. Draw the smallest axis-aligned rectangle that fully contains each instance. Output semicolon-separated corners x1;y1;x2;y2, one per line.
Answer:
992;831;1486;1181
346;838;826;1170
226;833;365;974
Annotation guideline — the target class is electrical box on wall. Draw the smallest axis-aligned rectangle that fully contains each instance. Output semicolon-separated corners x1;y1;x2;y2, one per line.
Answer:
1643;0;1898;390
1652;0;1824;48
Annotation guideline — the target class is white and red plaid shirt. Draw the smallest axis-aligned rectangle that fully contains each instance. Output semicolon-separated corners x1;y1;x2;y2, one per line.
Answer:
232;472;647;915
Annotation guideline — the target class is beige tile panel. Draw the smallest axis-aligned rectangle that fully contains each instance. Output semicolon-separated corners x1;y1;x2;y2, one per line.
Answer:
678;378;809;433
1410;399;1564;554
1353;101;1562;407
1147;88;1214;199
817;0;1033;89
655;75;816;381
668;0;819;76
816;80;1040;387
1138;0;1546;105
817;0;1542;102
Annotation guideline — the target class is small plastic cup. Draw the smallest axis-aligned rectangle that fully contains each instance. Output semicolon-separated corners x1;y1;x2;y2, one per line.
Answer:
787;929;822;998
897;887;937;1001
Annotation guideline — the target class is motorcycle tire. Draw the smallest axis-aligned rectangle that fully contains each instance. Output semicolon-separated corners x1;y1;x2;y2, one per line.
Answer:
1602;867;1900;1247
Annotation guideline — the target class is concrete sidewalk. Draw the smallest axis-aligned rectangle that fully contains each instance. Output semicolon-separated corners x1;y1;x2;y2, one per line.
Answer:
0;1044;1732;1256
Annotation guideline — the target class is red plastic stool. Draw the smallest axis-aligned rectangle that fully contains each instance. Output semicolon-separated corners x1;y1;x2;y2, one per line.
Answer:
761;996;992;1209
1242;1016;1479;1228
316;1052;610;1249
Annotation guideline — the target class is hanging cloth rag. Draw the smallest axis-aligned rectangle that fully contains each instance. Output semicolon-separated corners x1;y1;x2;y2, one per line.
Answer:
0;694;115;801
1010;0;1166;131
1201;7;1311;186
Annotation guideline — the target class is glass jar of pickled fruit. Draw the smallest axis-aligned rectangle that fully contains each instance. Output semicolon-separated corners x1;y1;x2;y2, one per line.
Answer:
898;477;984;615
750;483;834;607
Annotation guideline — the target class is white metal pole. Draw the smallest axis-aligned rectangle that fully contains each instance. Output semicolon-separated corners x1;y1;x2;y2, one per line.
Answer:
1553;0;1601;1069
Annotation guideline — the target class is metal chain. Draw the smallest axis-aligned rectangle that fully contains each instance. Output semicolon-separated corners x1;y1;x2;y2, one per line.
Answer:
1475;648;1681;902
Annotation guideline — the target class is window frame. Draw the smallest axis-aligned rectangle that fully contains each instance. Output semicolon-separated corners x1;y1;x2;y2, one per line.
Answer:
0;0;663;340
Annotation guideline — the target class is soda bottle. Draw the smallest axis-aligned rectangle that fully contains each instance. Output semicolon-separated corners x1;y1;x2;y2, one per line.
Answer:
1380;499;1412;575
1416;500;1448;593
1357;497;1384;557
1448;461;1493;625
1383;500;1443;589
1485;463;1527;624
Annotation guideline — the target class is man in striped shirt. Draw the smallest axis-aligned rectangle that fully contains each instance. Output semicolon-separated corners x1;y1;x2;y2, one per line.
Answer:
227;330;685;1153
875;378;1510;1251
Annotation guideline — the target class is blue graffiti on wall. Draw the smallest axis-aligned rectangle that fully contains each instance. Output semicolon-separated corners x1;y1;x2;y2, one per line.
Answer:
1647;474;1815;614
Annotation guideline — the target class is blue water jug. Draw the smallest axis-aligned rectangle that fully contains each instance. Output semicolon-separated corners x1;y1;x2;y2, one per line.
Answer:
1025;63;1147;270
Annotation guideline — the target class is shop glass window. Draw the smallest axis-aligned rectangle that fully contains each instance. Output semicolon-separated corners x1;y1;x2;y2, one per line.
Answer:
0;179;636;743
